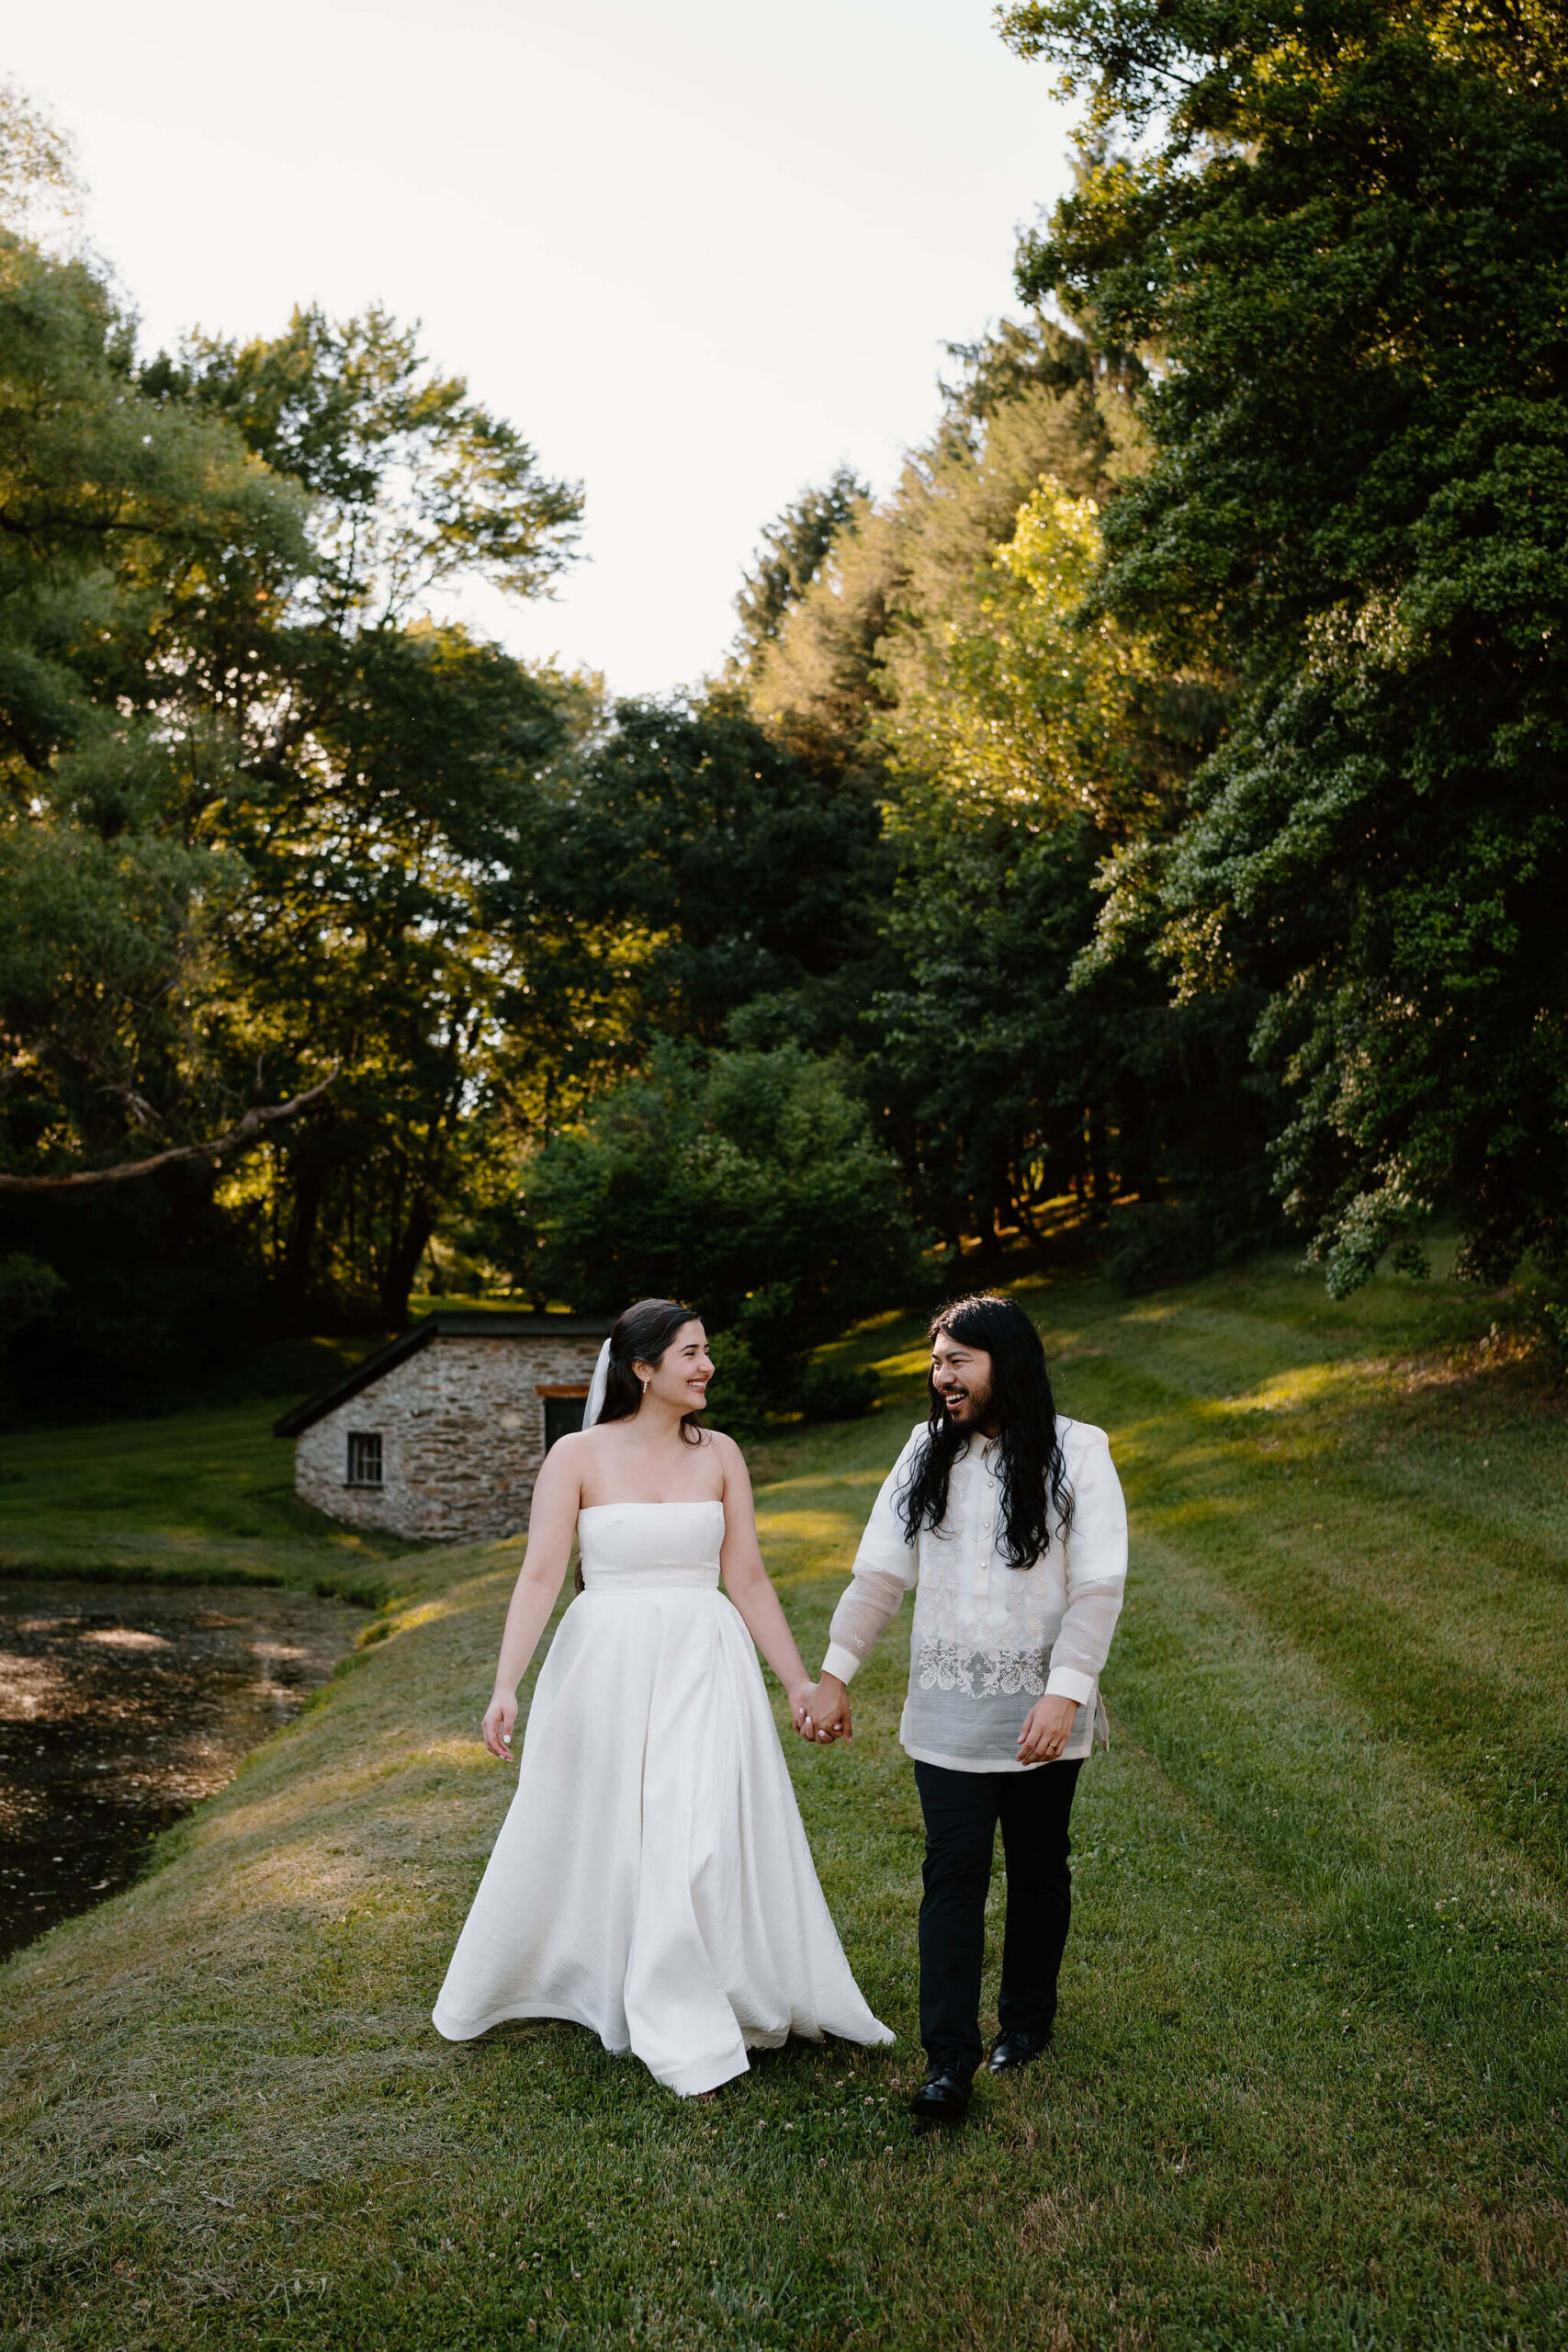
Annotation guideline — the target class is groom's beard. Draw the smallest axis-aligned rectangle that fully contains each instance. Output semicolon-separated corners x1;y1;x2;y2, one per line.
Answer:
938;1381;994;1430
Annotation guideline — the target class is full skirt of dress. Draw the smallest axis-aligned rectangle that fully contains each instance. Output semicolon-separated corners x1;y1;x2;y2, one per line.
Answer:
432;1581;893;2096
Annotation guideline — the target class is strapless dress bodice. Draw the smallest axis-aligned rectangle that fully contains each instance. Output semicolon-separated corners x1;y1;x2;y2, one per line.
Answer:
577;1499;724;1590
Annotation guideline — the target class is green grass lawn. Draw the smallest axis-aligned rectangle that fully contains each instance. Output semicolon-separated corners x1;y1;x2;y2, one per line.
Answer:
2;1253;1565;2349
0;1339;405;1598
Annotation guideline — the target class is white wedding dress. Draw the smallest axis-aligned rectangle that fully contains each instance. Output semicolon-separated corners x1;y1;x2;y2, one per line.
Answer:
433;1499;893;2095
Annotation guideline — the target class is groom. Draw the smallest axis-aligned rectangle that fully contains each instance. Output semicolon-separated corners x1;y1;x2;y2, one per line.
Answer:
806;1295;1126;2123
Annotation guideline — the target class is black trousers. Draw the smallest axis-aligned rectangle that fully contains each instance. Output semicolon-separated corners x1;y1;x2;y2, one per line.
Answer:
914;1757;1084;2078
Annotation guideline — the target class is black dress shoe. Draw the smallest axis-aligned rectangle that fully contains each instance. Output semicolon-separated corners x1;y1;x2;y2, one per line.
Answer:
909;2068;973;2124
987;2030;1051;2074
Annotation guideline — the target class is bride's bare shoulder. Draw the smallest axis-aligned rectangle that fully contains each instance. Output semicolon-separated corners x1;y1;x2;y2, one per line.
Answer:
548;1425;596;1455
704;1427;750;1470
547;1424;617;1467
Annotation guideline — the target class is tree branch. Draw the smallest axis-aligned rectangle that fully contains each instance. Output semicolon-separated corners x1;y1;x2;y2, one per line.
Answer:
0;1069;341;1194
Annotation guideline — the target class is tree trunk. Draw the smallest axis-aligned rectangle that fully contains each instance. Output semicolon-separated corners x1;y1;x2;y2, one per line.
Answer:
380;1195;435;1329
276;1142;331;1329
1089;1113;1111;1222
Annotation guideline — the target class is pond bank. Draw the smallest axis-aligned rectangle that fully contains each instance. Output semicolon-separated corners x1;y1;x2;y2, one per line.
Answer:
0;1577;355;1958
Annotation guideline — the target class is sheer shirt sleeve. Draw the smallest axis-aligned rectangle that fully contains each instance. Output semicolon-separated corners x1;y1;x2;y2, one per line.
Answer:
820;1430;922;1685
1043;1429;1128;1708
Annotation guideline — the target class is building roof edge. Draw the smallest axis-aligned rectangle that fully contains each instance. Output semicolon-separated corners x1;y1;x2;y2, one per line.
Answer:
272;1311;616;1440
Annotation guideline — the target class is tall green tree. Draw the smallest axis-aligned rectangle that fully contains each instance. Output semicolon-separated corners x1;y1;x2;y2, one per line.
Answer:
740;322;1254;1260
0;102;318;1408
729;463;867;677
745;330;1119;757
0;119;588;1397
1002;0;1568;1292
140;308;586;1325
0;238;308;1175
872;480;1262;1250
499;692;893;1076
216;623;579;1325
0;224;299;1331
166;305;581;633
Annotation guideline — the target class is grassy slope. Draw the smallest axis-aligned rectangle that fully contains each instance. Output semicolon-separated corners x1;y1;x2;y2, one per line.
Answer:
2;1256;1565;2351
0;1308;576;1591
0;1341;405;1597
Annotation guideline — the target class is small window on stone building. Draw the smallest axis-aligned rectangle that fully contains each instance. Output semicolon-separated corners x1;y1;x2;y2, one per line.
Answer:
544;1396;587;1450
346;1430;384;1488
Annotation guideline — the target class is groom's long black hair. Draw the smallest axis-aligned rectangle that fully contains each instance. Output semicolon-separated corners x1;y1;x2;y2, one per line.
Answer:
897;1294;1072;1569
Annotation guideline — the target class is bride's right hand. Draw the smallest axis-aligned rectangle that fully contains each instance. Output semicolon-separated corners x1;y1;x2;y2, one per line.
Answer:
482;1691;517;1761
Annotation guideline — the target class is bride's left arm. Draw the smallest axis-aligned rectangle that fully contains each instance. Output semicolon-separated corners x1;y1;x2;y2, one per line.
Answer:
714;1437;820;1736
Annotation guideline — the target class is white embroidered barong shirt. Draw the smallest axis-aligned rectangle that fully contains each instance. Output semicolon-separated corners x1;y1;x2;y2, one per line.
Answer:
822;1418;1127;1772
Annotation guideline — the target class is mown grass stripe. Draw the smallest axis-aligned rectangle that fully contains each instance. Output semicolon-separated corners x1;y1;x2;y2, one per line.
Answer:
3;1252;1565;2347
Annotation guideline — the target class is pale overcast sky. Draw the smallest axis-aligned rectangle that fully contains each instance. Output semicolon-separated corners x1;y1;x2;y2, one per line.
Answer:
7;1;1073;696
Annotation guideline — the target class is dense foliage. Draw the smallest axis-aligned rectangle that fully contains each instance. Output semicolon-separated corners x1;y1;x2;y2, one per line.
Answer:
0;97;589;1408
498;693;891;1068
6;6;1566;1417
525;1043;922;1410
1000;0;1568;1295
743;323;1268;1260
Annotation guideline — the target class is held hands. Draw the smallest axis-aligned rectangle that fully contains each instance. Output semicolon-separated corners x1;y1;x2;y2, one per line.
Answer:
790;1682;846;1744
1016;1693;1078;1765
797;1671;852;1746
485;1682;845;1758
481;1690;518;1761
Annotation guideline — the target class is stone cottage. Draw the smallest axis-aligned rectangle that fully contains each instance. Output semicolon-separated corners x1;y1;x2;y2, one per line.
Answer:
275;1311;615;1544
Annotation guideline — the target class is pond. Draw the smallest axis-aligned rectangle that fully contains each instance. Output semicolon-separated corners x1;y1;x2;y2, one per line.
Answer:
0;1578;355;1961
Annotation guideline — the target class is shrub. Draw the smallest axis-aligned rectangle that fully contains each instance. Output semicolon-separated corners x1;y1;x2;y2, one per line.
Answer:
1103;1202;1215;1296
794;1361;877;1423
525;1043;924;1399
700;1328;772;1442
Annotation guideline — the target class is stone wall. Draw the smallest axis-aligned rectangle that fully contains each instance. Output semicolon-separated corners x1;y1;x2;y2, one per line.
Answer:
292;1333;602;1544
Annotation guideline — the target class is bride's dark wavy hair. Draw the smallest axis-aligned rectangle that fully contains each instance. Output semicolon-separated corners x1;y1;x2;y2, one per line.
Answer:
597;1297;706;1443
897;1294;1072;1569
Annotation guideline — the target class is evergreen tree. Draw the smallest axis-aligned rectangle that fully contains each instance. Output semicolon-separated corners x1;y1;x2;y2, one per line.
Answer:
730;463;867;677
1003;0;1568;1291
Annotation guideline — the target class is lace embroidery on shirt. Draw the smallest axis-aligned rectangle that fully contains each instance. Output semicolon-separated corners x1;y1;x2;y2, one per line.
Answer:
916;1634;1046;1700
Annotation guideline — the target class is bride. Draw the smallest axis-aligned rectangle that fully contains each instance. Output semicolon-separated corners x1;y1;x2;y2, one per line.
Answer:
432;1296;893;2096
